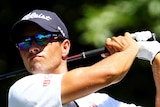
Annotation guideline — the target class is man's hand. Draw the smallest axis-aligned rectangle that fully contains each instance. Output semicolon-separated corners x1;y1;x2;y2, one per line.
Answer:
137;41;160;64
106;32;138;54
130;31;155;41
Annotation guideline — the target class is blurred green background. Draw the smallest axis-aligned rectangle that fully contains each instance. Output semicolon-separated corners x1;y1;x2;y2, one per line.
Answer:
1;0;160;106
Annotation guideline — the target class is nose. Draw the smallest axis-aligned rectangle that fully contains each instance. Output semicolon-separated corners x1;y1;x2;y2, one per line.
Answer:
29;41;41;54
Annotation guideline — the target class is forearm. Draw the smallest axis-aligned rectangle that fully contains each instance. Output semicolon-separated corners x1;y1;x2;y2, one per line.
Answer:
91;33;139;85
93;45;138;84
152;53;160;107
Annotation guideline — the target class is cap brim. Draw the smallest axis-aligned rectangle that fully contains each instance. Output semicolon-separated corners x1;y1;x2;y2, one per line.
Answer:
10;20;58;43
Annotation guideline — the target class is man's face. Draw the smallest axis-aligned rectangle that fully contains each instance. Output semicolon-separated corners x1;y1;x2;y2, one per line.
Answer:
18;23;69;74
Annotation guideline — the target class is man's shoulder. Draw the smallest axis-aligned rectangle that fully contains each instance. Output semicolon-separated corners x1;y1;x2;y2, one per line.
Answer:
10;74;63;90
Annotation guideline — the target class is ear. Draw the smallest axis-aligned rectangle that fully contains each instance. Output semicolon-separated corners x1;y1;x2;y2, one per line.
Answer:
61;39;71;60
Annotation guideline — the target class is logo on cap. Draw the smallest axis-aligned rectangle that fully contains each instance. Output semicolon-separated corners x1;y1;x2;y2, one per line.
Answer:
22;12;52;21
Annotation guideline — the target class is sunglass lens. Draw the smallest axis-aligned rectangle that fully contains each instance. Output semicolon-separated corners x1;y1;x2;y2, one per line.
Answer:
17;41;31;50
35;34;52;46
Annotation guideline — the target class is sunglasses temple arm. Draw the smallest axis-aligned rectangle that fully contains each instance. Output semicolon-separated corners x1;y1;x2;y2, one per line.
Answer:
0;47;108;80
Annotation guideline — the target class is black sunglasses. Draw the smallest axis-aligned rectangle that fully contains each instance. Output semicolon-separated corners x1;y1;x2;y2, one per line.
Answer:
16;32;63;50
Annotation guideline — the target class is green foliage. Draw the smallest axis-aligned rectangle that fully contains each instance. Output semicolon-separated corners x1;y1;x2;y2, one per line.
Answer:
76;0;160;47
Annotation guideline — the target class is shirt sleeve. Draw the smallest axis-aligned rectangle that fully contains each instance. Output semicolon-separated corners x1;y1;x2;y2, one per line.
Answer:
8;74;63;107
75;92;142;107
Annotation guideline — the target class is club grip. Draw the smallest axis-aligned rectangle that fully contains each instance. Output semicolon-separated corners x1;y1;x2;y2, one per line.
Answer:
83;47;107;58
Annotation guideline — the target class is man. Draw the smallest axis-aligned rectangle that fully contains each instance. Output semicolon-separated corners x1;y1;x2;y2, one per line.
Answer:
8;9;156;107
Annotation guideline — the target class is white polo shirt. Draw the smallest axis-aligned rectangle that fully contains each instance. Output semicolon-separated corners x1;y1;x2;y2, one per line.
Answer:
8;74;142;107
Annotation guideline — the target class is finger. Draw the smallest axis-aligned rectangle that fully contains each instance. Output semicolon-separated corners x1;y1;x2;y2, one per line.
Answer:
111;36;128;51
101;53;110;58
106;38;119;54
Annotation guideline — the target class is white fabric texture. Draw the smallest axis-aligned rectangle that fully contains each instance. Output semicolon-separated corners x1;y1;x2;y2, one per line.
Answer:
137;41;160;64
8;74;63;107
76;93;141;107
130;31;153;41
